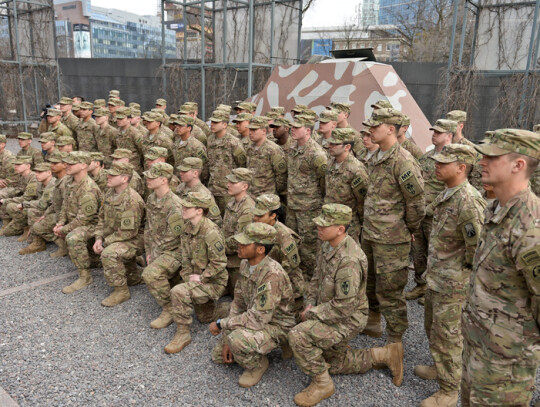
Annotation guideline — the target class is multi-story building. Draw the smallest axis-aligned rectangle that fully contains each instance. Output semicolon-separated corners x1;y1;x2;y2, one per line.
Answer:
379;0;421;27
358;0;380;28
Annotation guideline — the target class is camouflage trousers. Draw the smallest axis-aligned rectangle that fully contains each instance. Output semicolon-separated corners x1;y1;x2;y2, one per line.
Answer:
26;207;43;226
286;207;321;280
289;317;370;377
211;324;287;369
0;187;17;200
424;289;466;392
361;239;410;338
101;238;144;287
170;281;226;326
65;226;99;270
461;311;537;407
227;267;240;296
410;216;432;286
142;253;182;307
4;203;27;233
31;213;57;242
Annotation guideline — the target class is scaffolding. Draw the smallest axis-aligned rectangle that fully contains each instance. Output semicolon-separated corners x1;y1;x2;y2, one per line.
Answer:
0;0;61;132
160;0;303;119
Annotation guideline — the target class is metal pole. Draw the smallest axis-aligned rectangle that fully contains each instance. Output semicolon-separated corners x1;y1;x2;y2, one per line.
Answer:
247;0;254;97
270;0;275;64
183;0;188;101
444;0;460;111
200;0;206;118
161;0;167;94
28;16;40;115
51;6;62;101
296;0;302;63
469;6;480;67
12;0;29;131
458;1;468;65
223;0;228;100
518;0;540;127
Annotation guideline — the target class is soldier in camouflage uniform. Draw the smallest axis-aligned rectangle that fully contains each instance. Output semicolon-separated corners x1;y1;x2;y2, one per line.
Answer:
223;168;256;294
47;108;73;141
245;116;287;197
0;134;16;189
397;114;423;160
357;128;379;166
407;119;455;302
176;157;221;226
313;110;338;151
94;99;106;108
531;125;540;196
171;115;209;181
130;109;148;137
107;98;124;128
166;192;227;354
413;145;486;407
207;110;247;213
141;111;174;166
56;135;76;153
233;113;253;149
141;163;184;329
145;147;181;190
93;162;145;307
54;152;102;294
111;149;146;199
360;108;425;343
178;104;208;145
113;107;144;172
287;116;327;280
291;104;308;117
94;107;117;168
39;132;57;161
76;102;99;152
181;102;212;139
59;96;79;140
154;98;169;120
325;128;369;243
289;204;404;407
16;132;44;169
461;129;540;407
209;222;296;388
0;157;39;236
88;152;107;192
328;102;366;159
269;118;294;157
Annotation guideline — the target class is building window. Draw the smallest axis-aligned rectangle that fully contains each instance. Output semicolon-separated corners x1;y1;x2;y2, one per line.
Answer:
377;44;382;51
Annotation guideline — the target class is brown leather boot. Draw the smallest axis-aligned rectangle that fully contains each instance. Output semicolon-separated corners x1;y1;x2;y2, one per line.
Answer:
62;269;93;294
51;238;68;258
420;390;458;407
19;236;46;255
361;310;382;338
414;364;438;380
150;306;174;329
17;227;30;242
238;355;269;388
370;342;404;386
164;324;191;354
294;370;335;406
101;285;131;307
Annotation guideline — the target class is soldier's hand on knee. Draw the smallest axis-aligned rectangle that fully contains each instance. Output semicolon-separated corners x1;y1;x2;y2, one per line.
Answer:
189;274;201;283
209;321;220;336
0;180;7;188
93;239;104;255
146;254;151;264
300;304;313;322
222;344;234;364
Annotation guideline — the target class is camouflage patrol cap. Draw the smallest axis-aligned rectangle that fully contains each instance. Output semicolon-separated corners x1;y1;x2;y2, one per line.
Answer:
108;98;124;107
234;222;277;245
155;98;167;106
430;119;457;134
253;193;281;216
63;151;92;165
109;90;120;97
58;96;73;105
143;162;173;179
34;162;52;172
111;148;132;159
145;146;168;160
115;107;131;119
39;132;56;142
265;111;280;120
55;135;75;146
291;115;315;128
179;103;197;114
217;104;233;113
94;107;109;117
107;161;133;176
431;143;477;165
360;127;371;136
226;168;253;184
475;128;540;160
72;104;81;112
328;102;351;113
236;101;252;111
0;134;6;143
17;132;33;140
302;109;318;120
209;110;230;123
328;128;356;144
80;101;94;110
233;113;253;123
269;118;291;128
178;157;203;171
129;102;141;109
446;110;467;123
130;109;141;117
319;109;338;123
313;203;352;226
292;104;308;113
371;100;393;110
173;115;195;126
185;101;198;109
46;108;62;117
47;151;68;163
271;106;285;115
142;111;163;123
362;108;403;127
400;114;411;126
180;191;213;208
94;99;106;108
533;124;540;134
12;156;32;165
90;152;105;161
248;116;269;129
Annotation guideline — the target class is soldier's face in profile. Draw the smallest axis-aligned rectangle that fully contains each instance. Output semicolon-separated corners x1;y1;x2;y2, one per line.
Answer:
18;139;31;148
237;242;256;259
434;161;458;182
328;143;346;157
182;205;199;221
0;142;5;153
369;124;390;144
236;120;249;133
319;121;336;133
14;163;30;174
117;117;129;127
253;211;273;224
35;170;51;183
107;174;124;188
59;104;70;113
65;162;82;175
179;169;196;183
317;224;342;241
478;154;511;185
249;128;266;143
95;116;108;125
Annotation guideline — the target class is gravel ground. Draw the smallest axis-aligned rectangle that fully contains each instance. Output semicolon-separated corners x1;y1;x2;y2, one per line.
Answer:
1;139;538;407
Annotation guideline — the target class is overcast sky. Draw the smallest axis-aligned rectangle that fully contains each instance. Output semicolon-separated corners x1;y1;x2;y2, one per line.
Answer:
89;0;359;28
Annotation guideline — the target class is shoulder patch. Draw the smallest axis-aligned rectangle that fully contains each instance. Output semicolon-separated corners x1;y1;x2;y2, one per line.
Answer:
168;212;184;236
214;240;224;252
464;223;476;238
209;204;220;217
285;242;294;253
257;283;268;294
120;210;135;230
521;247;540;267
400;170;413;183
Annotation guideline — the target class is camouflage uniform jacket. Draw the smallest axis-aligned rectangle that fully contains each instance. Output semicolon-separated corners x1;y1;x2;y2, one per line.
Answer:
180;216;228;286
426;180;486;294
4;172;39;205
113;126;144;172
57;174;102;235
463;188;540;360
401;138;423;160
246;139;287;196
530;166;540;197
223;195;255;268
192;125;208;145
134;123;149;137
76;118;99;152
306;235;368;325
419;149;445;206
269;220;305;298
0;149;15;183
90;170;108;192
24;177;57;211
172;136;208;180
324;153;368;225
207;133;246;197
175;181;222;226
43;175;70;217
95;186;145;247
61;112;79;136
287;137;327;211
456;136;483;190
194;117;211;138
356;149;377;168
277;136;294;157
363;142;425;243
142;130;174;163
96;125;117;166
221;256;296;332
49;122;73;141
144;190;184;260
341;125;367;159
109;115;118;128
129;171;146;199
17;147;44;169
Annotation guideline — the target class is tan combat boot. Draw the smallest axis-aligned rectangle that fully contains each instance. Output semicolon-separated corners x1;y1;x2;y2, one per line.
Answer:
19;236;46;255
150;305;174;329
164;324;191;354
418;296;425;306
62;269;93;294
370;342;404;386
361;310;382;338
238;355;269;388
405;284;426;300
414;364;438;380
50;238;68;258
17;227;30;242
195;301;216;323
294;369;335;406
101;285;131;307
420;390;458;407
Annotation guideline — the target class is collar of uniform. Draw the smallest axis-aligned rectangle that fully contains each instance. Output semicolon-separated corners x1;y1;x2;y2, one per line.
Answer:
374;142;399;165
324;234;348;261
247;256;270;282
432;179;468;206
485;188;531;225
190;215;206;235
227;194;249;211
